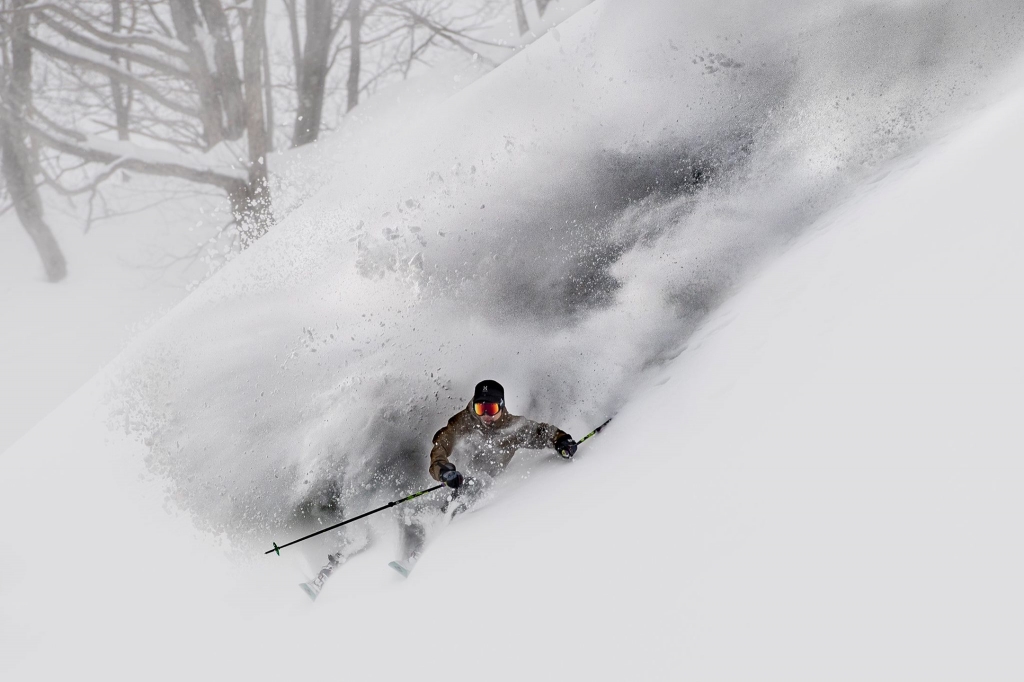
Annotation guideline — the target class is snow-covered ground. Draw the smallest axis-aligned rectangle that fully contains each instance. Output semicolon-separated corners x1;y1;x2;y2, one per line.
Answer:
3;0;1024;679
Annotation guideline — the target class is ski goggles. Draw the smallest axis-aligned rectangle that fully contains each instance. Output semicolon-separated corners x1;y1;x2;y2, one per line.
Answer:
474;401;502;417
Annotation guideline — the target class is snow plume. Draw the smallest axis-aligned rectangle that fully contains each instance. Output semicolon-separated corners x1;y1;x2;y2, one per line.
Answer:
107;0;1024;555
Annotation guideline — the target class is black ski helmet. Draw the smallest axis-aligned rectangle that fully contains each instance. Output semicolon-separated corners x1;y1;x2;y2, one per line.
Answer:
473;380;505;405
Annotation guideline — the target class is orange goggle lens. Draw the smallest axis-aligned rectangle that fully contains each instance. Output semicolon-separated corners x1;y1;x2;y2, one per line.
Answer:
474;402;501;416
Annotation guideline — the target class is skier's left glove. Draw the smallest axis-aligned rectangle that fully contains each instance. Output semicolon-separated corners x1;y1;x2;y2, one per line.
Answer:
555;433;577;459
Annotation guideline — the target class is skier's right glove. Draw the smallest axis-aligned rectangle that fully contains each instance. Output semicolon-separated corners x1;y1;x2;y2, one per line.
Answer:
438;462;464;489
555;433;577;459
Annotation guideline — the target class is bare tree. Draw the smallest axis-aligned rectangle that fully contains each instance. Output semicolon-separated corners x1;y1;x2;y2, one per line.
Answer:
238;0;270;245
109;0;133;140
262;7;274;152
1;0;67;281
166;0;245;144
345;0;361;113
21;0;273;241
514;0;556;35
3;0;546;280
284;0;508;148
289;0;343;147
513;0;528;35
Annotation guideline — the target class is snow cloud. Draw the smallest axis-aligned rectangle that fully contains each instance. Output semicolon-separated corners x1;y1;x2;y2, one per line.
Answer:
106;0;1024;556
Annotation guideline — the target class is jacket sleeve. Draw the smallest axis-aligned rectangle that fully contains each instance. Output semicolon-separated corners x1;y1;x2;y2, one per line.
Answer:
428;418;458;481
511;417;568;451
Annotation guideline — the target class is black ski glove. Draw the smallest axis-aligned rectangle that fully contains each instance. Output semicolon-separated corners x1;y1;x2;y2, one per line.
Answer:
555;433;577;459
438;462;464;489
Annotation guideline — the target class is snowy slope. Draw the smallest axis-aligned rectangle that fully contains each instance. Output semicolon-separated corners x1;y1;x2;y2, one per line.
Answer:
91;0;1024;554
3;0;1024;679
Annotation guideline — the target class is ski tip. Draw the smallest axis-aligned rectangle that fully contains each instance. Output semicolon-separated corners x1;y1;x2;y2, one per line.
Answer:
388;561;411;578
299;582;320;602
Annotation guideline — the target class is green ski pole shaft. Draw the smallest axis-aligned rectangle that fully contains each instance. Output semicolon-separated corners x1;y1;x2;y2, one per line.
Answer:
266;484;444;556
577;417;613;445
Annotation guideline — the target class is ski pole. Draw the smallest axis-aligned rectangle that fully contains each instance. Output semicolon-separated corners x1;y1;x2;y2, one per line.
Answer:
559;417;613;458
267;418;611;555
577;417;613;446
266;484;445;556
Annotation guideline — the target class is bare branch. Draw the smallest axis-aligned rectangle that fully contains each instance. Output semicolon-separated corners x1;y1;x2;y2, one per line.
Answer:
379;1;511;52
41;156;127;196
29;3;190;59
35;10;192;79
324;31;351;73
90;118;206;152
283;0;302;86
21;115;246;191
26;34;199;118
142;0;175;38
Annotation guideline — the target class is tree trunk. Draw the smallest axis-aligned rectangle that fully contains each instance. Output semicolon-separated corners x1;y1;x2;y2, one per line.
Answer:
346;0;361;113
536;0;554;17
284;0;302;94
168;0;225;146
237;0;271;247
197;0;246;140
227;180;270;249
291;0;333;147
1;133;67;282
110;0;131;140
262;11;274;152
513;0;529;35
2;0;66;281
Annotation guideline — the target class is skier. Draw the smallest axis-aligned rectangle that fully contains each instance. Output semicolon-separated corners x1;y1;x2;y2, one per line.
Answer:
392;379;577;574
302;379;577;595
429;379;577;488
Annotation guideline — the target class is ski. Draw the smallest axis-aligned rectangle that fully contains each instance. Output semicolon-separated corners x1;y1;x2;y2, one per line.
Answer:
299;555;340;601
388;560;413;578
299;579;323;601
